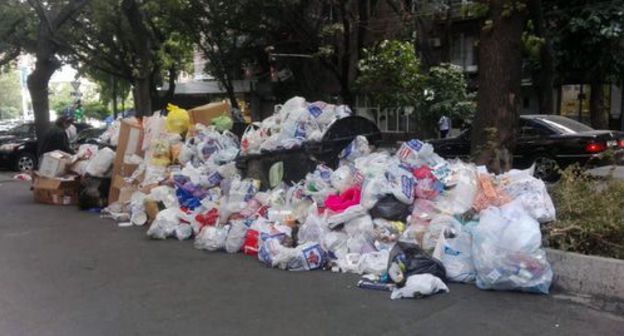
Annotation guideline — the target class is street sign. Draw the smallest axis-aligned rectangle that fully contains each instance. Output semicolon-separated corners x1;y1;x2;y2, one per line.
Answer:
71;80;81;91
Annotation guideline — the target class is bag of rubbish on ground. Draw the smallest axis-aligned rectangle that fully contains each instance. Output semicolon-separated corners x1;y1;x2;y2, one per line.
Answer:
297;204;328;244
224;219;248;253
422;215;463;252
85;147;116;177
435;162;478;215
499;168;556;223
147;208;181;240
472;200;553;294
390;274;449;300
387;241;447;287
165;104;190;135
433;226;476;283
195;225;230;252
271;242;328;271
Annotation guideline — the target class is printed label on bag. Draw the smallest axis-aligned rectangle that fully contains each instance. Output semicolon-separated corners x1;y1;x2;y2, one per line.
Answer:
308;105;322;118
302;244;324;270
207;172;223;187
444;245;461;256
401;175;414;199
294;122;306;139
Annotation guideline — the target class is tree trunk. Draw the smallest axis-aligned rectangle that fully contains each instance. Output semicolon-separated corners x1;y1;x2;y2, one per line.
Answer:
528;0;555;115
133;77;152;118
112;76;118;119
28;51;59;140
224;81;240;110
589;78;608;129
471;1;527;173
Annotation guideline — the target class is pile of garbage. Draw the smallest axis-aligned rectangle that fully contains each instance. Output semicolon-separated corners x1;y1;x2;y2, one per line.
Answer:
78;97;554;300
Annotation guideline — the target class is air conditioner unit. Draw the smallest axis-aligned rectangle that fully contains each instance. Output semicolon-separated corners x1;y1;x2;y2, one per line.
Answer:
429;38;442;48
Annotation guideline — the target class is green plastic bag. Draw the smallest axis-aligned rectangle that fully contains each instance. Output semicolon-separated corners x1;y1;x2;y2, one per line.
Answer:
212;116;233;131
269;161;284;188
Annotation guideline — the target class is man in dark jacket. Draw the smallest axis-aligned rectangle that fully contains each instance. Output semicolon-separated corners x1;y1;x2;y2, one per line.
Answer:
37;116;75;159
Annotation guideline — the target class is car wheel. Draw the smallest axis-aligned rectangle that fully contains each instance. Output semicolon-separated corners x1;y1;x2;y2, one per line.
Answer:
14;152;36;172
533;155;559;182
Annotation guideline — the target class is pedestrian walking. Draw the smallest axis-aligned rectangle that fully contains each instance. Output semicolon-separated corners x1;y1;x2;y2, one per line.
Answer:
438;115;450;138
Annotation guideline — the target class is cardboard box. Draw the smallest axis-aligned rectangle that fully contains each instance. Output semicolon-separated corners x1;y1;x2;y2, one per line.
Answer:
33;174;80;206
108;119;145;204
188;101;229;126
38;150;73;178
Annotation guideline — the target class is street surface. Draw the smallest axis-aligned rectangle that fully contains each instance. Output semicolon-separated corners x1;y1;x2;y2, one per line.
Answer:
0;171;622;336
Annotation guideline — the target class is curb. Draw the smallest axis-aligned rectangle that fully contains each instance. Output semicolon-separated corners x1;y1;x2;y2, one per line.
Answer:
546;248;624;310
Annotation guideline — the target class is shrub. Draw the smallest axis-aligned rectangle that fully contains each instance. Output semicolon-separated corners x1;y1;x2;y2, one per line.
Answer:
545;165;624;259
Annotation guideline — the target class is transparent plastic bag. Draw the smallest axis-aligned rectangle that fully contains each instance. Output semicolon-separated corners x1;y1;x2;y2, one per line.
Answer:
195;225;229;252
472;201;552;294
225;219;248;253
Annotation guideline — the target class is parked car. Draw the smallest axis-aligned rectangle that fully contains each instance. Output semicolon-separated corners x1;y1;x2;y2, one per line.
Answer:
0;122;92;172
428;115;624;180
73;127;107;150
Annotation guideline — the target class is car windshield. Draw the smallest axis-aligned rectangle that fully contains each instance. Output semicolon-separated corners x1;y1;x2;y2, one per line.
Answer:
533;116;594;134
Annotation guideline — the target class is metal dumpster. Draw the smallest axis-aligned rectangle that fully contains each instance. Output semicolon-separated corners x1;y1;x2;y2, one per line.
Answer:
236;116;382;189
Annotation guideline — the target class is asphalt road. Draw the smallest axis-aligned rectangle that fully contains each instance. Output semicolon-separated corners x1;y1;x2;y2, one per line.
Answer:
0;172;622;336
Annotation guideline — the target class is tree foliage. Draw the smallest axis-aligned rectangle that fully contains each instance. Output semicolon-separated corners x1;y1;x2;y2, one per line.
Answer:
0;67;22;119
423;63;475;123
356;40;425;108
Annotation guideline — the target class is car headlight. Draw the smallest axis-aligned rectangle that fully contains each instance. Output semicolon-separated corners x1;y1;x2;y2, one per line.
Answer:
0;143;20;152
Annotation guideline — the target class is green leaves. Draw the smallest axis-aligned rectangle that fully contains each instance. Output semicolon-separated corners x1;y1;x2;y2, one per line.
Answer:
356;40;424;108
356;40;474;125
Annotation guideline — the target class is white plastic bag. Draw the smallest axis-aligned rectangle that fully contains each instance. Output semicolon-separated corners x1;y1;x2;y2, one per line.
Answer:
175;223;193;241
195;225;229;251
85;147;115;177
331;166;355;193
500;171;556;223
297;206;328;244
147;208;180;239
384;160;416;204
435;227;476;283
357;250;389;275
390;274;449;299
224;220;248;253
338;136;370;164
472;201;553;294
436;162;478;215
422;215;462;252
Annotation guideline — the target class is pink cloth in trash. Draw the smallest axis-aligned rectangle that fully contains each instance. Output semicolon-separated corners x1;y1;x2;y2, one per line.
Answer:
324;187;361;213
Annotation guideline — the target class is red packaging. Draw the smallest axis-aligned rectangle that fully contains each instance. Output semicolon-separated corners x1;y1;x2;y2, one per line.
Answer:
243;229;260;256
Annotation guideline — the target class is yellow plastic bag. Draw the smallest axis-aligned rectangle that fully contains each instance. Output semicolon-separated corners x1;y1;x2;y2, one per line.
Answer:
165;104;190;134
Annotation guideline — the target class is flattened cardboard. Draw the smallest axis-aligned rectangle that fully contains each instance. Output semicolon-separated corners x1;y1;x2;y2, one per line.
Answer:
108;119;144;204
188;101;229;127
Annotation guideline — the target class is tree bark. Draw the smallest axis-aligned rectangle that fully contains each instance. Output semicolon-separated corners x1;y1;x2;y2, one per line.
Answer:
528;0;555;115
28;26;61;140
589;78;608;129
471;1;527;173
133;77;152;118
112;76;118;119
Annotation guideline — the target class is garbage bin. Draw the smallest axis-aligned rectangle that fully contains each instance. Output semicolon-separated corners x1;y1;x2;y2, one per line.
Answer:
236;116;381;189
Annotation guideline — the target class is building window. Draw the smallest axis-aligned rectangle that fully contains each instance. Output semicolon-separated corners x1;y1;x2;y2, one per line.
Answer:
451;33;476;72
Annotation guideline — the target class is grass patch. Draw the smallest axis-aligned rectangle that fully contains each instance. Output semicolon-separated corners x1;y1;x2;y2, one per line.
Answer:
545;165;624;259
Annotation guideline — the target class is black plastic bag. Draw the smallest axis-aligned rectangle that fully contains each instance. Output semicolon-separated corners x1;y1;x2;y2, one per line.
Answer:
387;241;447;286
369;194;410;220
78;175;111;209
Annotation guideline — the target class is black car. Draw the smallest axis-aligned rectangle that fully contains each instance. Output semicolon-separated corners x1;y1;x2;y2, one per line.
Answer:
0;122;92;172
428;115;624;180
